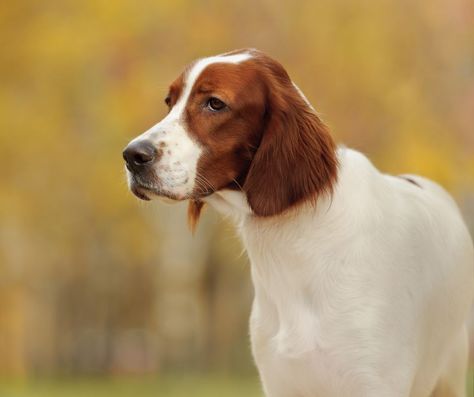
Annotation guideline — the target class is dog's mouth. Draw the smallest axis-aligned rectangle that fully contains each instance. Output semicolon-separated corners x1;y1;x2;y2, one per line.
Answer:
128;172;165;201
128;176;189;202
130;183;152;201
127;171;214;202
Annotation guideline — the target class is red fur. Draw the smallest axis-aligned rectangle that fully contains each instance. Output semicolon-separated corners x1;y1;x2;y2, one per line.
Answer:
176;49;338;223
243;52;338;216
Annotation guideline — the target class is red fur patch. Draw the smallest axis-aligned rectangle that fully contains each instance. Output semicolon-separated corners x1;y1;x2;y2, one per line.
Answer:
188;199;204;233
242;52;338;216
169;49;338;225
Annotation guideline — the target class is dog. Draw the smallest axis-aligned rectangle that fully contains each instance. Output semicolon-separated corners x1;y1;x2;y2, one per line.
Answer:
123;49;474;397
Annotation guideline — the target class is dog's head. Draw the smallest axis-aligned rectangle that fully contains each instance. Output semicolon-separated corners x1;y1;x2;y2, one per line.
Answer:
123;49;337;226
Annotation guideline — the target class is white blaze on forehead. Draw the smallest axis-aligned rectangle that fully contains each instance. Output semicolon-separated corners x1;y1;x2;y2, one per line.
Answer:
169;52;253;119
132;51;253;140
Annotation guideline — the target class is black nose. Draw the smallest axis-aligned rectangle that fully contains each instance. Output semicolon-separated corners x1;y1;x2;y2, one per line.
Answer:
123;140;157;171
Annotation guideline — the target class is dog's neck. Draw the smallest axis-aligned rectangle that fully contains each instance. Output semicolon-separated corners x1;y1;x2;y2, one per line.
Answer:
202;162;346;357
203;147;350;226
202;148;381;358
203;189;252;222
204;189;333;224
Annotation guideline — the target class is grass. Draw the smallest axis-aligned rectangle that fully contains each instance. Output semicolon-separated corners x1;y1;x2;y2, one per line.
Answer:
0;369;471;397
0;374;262;397
468;368;473;396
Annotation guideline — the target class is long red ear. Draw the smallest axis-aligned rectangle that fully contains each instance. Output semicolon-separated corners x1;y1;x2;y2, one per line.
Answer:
243;57;338;217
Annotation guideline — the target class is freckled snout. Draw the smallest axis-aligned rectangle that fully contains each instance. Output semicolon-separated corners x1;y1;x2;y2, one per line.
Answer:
122;140;159;172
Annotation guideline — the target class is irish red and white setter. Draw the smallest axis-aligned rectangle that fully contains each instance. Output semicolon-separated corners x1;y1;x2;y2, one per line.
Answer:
123;49;474;397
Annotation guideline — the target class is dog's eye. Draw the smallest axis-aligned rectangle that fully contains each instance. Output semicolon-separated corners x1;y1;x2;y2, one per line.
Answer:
164;96;171;107
206;97;227;112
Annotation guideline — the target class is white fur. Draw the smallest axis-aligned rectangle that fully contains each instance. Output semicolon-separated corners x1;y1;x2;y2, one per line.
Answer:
205;148;474;397
126;52;252;199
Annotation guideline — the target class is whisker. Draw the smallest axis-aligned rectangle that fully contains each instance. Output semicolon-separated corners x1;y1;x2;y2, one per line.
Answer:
195;173;216;193
232;178;244;192
193;176;210;193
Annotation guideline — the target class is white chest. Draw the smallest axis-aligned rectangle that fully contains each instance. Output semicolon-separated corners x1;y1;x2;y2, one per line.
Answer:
242;219;380;397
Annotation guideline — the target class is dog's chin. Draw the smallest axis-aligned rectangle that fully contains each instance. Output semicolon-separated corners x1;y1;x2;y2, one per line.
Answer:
129;182;188;204
130;184;151;201
155;195;182;204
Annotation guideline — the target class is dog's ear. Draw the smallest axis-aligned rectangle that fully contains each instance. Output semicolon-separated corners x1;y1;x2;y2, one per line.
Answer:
243;56;338;217
187;199;204;233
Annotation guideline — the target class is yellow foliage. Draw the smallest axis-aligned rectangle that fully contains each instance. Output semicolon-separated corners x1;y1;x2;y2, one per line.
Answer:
0;0;472;377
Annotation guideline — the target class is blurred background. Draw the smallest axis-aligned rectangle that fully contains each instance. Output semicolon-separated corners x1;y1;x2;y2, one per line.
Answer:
0;0;473;396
